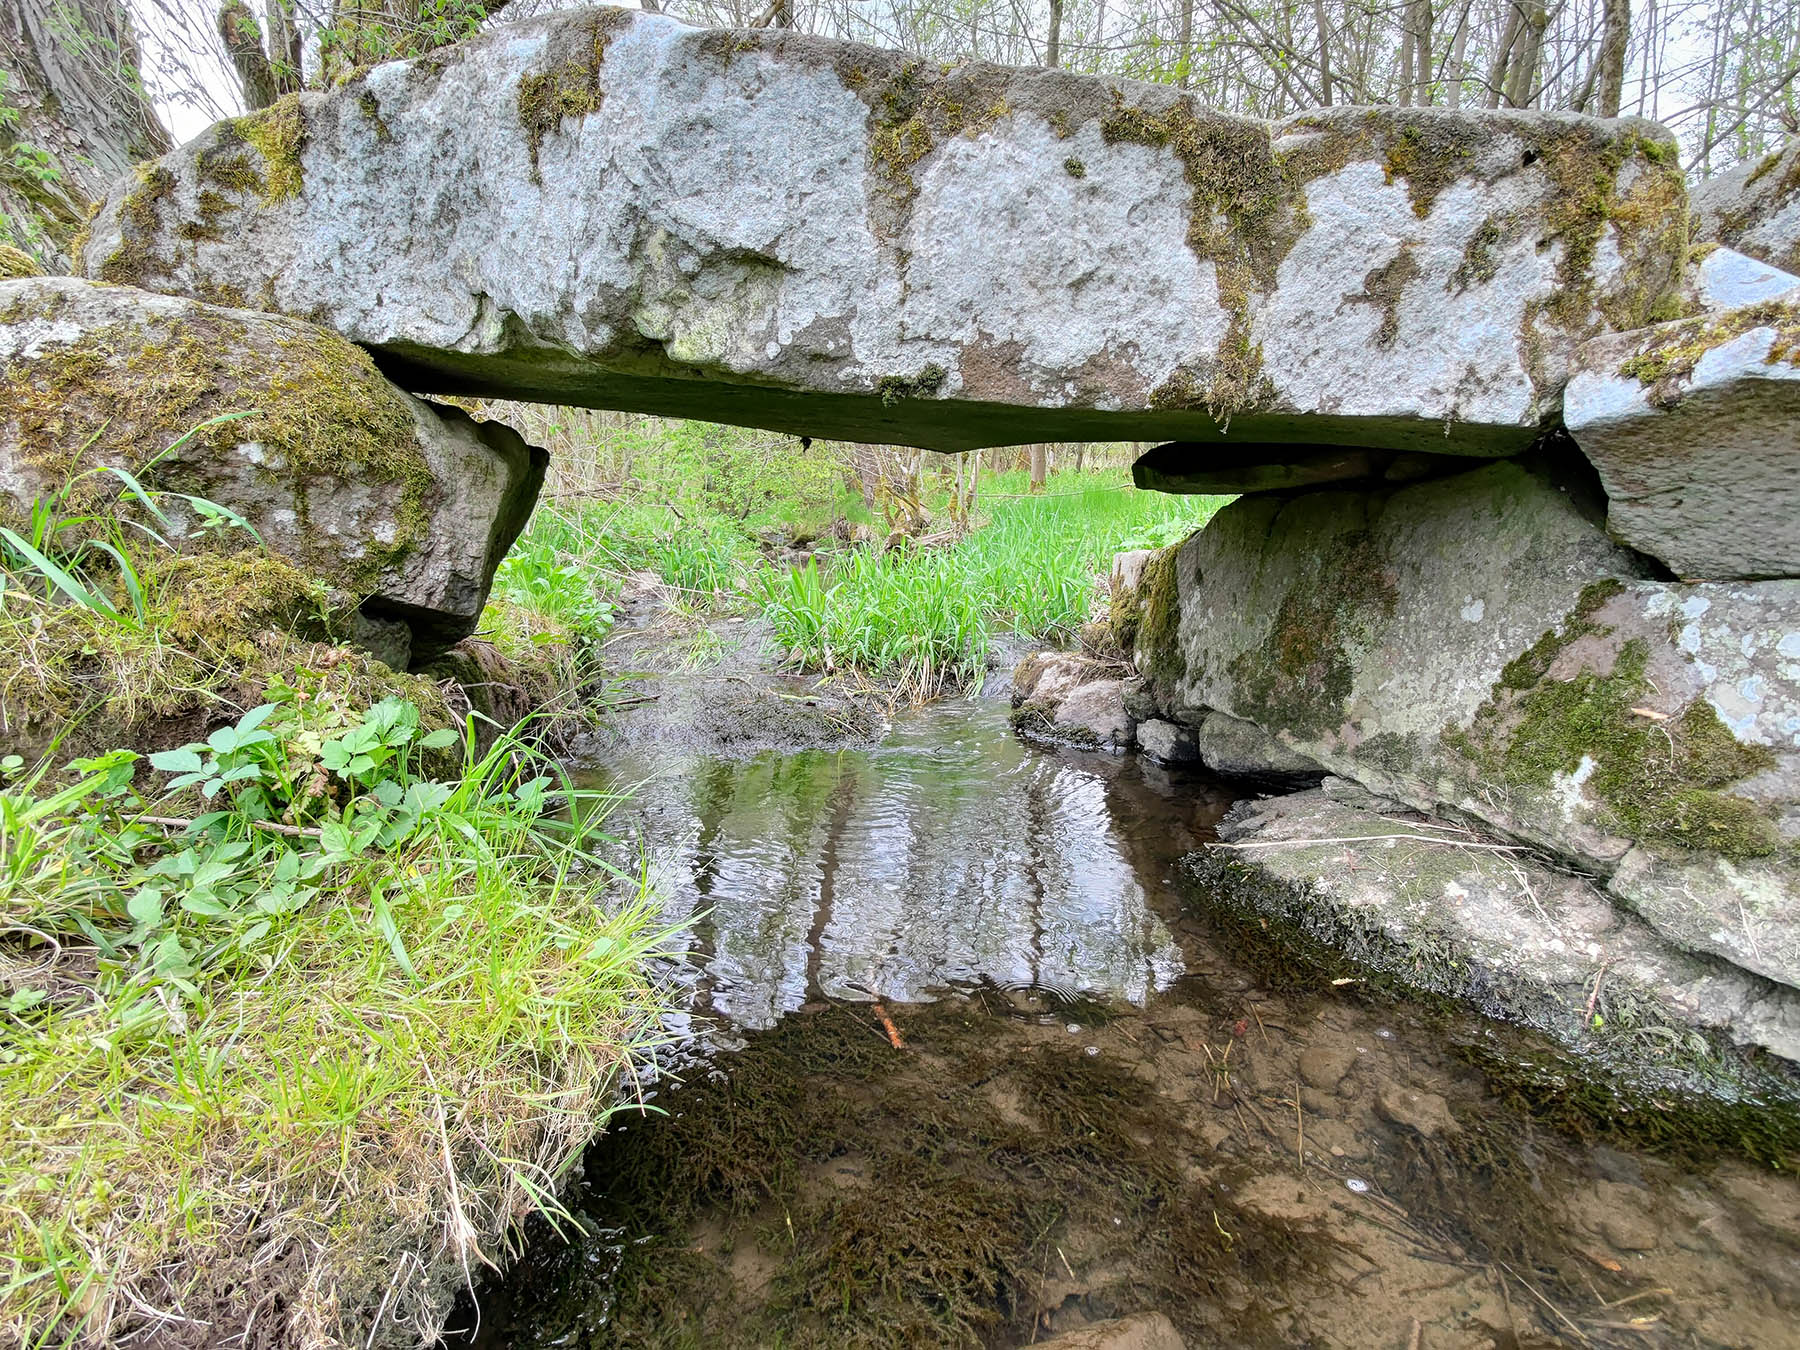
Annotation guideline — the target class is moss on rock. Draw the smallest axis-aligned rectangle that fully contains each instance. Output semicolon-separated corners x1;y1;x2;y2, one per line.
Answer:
233;95;309;204
516;9;632;181
1228;528;1397;741
1453;587;1783;863
1132;543;1187;697
1;295;436;595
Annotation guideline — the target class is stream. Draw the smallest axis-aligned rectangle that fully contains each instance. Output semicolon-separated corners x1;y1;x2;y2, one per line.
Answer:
452;694;1800;1349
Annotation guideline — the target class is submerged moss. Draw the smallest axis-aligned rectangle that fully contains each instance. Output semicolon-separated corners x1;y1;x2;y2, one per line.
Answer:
1181;851;1800;1168
493;1002;1351;1349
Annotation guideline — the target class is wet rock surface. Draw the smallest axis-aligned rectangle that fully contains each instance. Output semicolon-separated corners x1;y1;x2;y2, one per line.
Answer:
78;8;1685;458
1207;789;1800;1066
1565;296;1800;580
0;276;543;662
1011;650;1135;751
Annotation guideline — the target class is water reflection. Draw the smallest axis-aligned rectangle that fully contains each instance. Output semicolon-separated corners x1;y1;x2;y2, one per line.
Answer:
579;702;1226;1031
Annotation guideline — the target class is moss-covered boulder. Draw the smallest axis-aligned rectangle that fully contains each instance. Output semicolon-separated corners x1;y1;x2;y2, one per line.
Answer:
1692;137;1800;276
1137;457;1800;997
1565;297;1800;580
73;8;1683;461
0;277;546;663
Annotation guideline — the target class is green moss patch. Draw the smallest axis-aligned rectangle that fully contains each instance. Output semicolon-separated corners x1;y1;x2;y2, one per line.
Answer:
1228;528;1396;741
1453;586;1782;862
1132;543;1187;696
516;10;631;181
1;305;436;594
232;95;308;204
1616;298;1800;406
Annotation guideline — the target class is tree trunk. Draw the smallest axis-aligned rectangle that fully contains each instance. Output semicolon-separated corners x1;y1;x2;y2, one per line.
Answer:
1313;0;1332;104
0;0;169;267
1176;0;1194;87
1485;3;1524;108
219;1;279;111
1446;4;1470;108
1504;4;1548;108
1028;445;1048;494
1410;0;1433;104
265;0;304;95
1046;0;1063;67
1597;0;1630;117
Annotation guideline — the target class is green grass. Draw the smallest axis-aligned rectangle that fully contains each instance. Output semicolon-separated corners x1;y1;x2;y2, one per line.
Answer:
0;449;679;1346
0;699;675;1347
760;471;1228;699
497;432;1227;705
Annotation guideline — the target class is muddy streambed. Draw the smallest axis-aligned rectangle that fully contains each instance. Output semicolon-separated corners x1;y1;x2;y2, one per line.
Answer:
452;699;1800;1348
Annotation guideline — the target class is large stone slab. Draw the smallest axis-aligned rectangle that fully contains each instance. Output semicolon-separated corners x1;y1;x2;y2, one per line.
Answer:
76;8;1685;457
1205;789;1800;1065
0;277;545;662
1134;458;1800;994
1692;138;1800;276
1565;299;1800;580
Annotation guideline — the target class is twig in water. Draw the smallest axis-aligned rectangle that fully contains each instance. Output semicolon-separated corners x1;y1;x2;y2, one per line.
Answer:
1215;833;1529;854
1498;1261;1590;1343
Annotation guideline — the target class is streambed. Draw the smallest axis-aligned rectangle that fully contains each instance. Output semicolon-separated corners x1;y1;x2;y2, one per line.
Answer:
454;697;1800;1348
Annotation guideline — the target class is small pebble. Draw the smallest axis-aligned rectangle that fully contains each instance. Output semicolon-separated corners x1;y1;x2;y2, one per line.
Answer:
1084;1045;1100;1057
1345;1177;1370;1194
1376;1028;1394;1040
1067;1024;1081;1034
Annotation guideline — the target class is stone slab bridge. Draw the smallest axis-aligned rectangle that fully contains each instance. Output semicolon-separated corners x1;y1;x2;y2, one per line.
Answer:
81;6;1689;468
12;5;1800;1073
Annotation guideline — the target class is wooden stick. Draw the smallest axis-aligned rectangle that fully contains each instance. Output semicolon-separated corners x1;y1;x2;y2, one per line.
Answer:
872;1001;905;1049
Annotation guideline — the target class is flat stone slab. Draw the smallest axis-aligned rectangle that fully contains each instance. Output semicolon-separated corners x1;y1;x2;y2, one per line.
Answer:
78;7;1685;456
1207;791;1800;1066
0;277;543;662
1566;299;1800;580
1692;138;1800;276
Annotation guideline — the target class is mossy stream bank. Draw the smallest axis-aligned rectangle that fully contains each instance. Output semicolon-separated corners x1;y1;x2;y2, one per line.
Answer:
449;697;1800;1348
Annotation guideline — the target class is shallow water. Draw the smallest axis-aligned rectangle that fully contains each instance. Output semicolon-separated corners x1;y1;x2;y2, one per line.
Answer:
455;700;1800;1349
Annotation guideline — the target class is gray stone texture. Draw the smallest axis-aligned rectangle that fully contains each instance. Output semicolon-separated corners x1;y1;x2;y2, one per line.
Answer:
1216;791;1800;1064
1692;137;1800;276
0;277;544;661
1137;459;1800;996
1565;299;1800;580
78;7;1685;459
